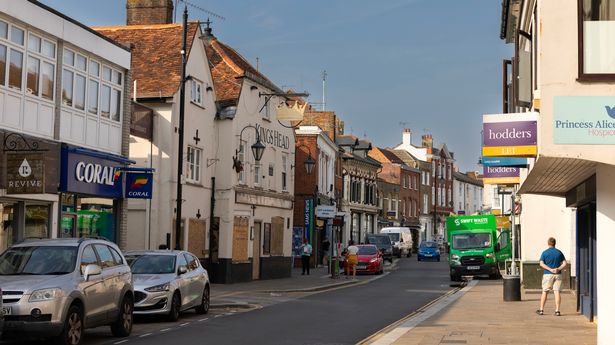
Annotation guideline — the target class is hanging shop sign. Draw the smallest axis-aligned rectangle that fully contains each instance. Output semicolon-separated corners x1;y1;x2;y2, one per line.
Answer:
481;156;528;167
315;205;336;219
125;172;153;199
482;112;537;157
6;153;44;194
60;147;124;198
255;123;290;150
482;166;520;185
554;96;615;144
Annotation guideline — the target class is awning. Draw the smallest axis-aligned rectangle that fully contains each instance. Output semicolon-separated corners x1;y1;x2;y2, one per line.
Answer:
518;156;597;196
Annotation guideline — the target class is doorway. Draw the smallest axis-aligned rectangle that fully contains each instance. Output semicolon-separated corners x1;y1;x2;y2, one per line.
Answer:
577;202;596;321
252;222;261;280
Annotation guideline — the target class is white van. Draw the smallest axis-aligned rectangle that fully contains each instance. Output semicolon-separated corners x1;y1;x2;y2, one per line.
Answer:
380;227;413;258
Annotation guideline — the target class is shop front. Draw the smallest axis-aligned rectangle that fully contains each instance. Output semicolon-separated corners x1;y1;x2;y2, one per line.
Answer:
0;132;60;252
59;144;140;244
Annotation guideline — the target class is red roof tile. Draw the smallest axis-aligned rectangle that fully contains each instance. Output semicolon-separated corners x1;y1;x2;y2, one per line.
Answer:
93;23;199;99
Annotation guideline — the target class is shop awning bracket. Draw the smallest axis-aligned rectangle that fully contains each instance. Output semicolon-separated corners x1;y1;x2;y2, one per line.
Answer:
3;132;48;152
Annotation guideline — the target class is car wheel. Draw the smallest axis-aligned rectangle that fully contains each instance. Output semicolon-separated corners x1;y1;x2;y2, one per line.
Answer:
168;291;181;322
56;305;83;345
195;285;210;314
111;294;133;337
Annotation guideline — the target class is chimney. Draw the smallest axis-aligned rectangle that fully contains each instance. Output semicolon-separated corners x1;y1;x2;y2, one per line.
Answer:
422;134;433;154
402;128;412;146
126;0;174;26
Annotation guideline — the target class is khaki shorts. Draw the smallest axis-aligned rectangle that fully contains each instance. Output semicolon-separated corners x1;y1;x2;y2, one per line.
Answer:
542;274;563;292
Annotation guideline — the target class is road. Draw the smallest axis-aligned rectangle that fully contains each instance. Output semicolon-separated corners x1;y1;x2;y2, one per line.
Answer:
2;256;453;345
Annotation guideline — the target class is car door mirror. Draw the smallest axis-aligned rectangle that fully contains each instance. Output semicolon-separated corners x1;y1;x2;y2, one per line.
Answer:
83;264;102;281
178;265;188;275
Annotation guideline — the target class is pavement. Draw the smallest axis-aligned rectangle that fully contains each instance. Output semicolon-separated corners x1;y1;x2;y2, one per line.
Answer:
364;279;597;345
210;259;399;308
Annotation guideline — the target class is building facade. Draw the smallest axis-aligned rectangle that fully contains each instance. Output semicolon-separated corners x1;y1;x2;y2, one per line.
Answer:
0;0;132;249
501;0;614;342
453;171;483;215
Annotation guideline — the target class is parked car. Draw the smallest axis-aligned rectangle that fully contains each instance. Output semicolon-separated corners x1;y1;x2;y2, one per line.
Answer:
0;238;134;345
364;234;394;263
343;245;384;275
124;250;210;321
380;227;413;258
417;241;441;261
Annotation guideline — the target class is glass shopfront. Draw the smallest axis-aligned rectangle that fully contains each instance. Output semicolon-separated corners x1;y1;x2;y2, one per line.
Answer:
0;200;52;252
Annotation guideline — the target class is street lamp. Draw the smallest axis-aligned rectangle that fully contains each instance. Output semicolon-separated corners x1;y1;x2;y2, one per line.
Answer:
233;125;266;172
295;144;316;175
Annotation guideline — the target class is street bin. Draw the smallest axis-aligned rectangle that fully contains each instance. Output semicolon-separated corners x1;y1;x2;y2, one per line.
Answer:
503;274;521;301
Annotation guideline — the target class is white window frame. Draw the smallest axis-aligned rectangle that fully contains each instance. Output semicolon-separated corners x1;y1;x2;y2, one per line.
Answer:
254;164;261;187
186;146;202;183
190;78;202;106
238;142;246;185
282;155;288;192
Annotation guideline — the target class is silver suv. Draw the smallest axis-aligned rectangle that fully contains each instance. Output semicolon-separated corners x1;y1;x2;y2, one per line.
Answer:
0;238;134;345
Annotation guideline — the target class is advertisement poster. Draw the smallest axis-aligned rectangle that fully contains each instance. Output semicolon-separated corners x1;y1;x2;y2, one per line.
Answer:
292;227;303;257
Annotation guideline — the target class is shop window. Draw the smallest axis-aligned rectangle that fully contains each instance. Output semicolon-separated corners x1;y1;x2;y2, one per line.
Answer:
580;0;615;77
25;205;49;240
187;146;202;183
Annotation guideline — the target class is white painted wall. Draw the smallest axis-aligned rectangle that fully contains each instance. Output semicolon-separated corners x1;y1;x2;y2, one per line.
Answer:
596;164;615;345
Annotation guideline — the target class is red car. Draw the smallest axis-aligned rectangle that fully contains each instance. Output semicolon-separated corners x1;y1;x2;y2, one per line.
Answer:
343;244;384;275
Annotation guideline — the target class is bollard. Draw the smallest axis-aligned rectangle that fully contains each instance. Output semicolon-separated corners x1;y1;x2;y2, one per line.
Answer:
503;274;521;301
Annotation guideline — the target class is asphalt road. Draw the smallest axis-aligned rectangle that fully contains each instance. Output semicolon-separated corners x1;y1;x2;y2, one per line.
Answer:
103;256;452;345
0;257;453;345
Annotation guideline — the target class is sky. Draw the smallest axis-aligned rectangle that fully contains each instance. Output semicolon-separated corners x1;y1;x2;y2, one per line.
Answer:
43;0;513;172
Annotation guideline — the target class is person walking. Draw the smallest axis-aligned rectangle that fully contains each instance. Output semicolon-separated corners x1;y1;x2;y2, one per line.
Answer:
345;240;359;280
536;237;567;316
300;239;313;275
322;236;331;268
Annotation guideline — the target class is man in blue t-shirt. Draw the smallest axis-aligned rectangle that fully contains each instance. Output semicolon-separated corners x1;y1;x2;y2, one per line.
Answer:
536;237;567;316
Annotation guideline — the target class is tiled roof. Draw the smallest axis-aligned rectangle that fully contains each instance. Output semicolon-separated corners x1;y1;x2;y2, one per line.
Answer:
94;23;199;99
204;36;280;105
453;171;483;187
336;135;359;147
380;148;405;165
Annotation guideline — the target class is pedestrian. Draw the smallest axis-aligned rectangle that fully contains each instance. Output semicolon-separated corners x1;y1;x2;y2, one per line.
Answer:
536;237;567;316
300;239;313;275
345;240;359;280
322;236;331;267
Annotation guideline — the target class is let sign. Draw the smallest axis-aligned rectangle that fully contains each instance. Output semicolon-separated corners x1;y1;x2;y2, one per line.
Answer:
482;112;538;157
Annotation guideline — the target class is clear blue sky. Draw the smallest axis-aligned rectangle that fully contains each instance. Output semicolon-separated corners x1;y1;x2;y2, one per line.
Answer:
43;0;512;172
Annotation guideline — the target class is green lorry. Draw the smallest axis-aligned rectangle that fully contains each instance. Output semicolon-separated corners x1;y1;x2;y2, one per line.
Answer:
446;215;512;282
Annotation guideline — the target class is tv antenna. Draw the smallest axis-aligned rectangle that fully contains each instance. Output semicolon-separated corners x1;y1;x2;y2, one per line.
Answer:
175;0;226;23
399;121;409;128
321;70;327;111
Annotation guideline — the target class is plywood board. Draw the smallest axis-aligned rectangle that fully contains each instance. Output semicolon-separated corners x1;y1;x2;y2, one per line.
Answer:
232;216;249;262
188;218;207;258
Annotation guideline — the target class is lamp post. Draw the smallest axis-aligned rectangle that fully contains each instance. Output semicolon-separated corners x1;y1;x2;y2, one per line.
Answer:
233;125;266;170
174;5;188;250
433;169;441;241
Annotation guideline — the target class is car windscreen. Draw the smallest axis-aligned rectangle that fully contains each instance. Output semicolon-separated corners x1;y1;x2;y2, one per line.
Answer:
452;233;492;250
358;246;378;255
386;233;400;241
420;242;437;248
127;255;177;274
367;235;391;245
0;246;78;275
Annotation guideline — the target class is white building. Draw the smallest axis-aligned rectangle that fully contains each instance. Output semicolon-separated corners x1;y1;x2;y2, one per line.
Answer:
452;171;483;215
502;0;615;342
0;1;131;249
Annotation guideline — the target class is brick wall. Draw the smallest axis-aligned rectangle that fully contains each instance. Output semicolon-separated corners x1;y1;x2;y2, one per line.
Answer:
126;0;174;26
293;135;318;226
302;111;337;141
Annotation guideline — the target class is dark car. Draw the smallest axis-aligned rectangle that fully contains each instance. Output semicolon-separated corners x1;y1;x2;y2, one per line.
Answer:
365;234;394;263
417;241;441;261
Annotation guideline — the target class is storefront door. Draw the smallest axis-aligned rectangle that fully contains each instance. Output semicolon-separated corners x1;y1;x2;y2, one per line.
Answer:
577;203;597;321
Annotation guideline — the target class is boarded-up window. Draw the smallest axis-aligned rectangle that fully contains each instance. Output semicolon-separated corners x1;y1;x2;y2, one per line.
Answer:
188;218;207;258
271;216;285;256
232;216;249;262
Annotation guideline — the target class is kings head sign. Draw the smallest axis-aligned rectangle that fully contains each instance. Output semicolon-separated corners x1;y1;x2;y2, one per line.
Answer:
482;112;538;157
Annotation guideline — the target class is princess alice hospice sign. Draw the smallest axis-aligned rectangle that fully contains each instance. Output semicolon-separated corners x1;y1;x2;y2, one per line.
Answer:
554;96;615;144
482;112;537;157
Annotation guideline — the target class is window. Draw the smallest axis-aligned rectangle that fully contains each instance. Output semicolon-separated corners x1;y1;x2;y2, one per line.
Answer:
238;142;245;184
109;247;124;265
0;45;6;85
282;155;288;191
403;176;407;188
74;74;86;110
8;49;22;90
62;69;73;106
190;79;202;105
580;0;615;76
268;164;274;177
259;94;270;118
41;61;54;100
423;194;428;213
94;244;116;268
0;21;6;39
263;223;271;255
187;146;202;183
177;252;188;268
26;56;39;95
10;26;24;46
254;164;261;186
88;80;98;114
80;245;98;274
100;84;111;117
184;253;199;271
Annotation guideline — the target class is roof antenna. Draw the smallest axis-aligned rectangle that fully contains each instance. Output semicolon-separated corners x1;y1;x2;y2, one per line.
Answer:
321;70;327;111
256;57;260;72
